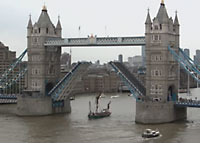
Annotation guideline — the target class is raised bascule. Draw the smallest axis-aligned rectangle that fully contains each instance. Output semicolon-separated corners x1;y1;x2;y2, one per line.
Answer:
2;1;200;123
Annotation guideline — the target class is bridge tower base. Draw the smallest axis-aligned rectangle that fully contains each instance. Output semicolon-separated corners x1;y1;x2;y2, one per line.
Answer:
135;102;187;124
16;91;71;116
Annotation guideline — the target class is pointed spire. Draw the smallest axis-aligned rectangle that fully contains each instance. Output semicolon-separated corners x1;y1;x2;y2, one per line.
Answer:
27;14;33;28
56;15;62;29
161;0;165;5
156;1;169;23
145;8;152;24
174;11;179;26
42;4;47;12
37;5;53;28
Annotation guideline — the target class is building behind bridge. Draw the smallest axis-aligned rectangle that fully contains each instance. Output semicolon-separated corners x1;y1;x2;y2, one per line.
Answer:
0;41;26;94
0;42;16;74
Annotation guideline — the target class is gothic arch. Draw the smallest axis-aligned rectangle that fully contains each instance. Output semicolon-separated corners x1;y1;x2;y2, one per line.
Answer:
46;82;54;95
168;85;177;101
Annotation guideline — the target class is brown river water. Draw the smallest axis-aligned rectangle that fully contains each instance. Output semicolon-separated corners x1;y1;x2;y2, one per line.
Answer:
0;89;200;143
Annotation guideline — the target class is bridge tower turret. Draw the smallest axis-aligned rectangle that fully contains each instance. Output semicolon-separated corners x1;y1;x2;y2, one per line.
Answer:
135;1;186;124
27;5;61;96
56;16;62;37
145;9;152;33
27;15;33;36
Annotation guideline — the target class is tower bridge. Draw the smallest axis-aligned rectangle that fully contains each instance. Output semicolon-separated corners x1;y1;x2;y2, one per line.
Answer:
2;1;199;124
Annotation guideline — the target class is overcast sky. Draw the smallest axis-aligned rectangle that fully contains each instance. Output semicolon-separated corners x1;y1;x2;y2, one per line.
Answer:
0;0;199;63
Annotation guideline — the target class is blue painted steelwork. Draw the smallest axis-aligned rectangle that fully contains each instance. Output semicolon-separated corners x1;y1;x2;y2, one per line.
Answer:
179;47;200;68
49;62;90;101
1;68;27;90
172;93;177;101
52;100;64;107
175;101;200;108
109;62;145;101
0;94;17;99
117;69;139;100
0;49;27;84
178;47;200;74
168;46;200;83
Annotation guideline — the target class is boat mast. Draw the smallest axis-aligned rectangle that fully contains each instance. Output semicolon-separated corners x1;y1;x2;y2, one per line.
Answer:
107;101;111;109
95;93;101;113
89;101;92;113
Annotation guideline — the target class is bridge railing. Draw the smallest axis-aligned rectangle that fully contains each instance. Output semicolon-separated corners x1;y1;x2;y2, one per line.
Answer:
168;46;200;83
175;97;200;108
109;61;146;100
49;61;91;101
178;47;200;74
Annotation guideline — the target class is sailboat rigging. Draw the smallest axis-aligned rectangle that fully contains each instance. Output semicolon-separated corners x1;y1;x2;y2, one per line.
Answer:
88;93;111;119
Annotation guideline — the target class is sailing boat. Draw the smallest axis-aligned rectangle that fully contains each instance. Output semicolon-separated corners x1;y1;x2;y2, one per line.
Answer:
88;93;111;119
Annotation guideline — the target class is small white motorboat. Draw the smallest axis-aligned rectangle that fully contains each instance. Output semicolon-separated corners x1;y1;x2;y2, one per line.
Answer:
142;129;160;138
111;95;119;99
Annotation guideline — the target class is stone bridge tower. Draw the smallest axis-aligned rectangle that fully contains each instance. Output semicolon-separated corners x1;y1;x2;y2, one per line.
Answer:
136;1;186;123
27;5;62;96
16;6;71;116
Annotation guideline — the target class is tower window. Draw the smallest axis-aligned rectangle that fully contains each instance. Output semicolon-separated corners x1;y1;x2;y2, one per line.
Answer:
46;28;49;34
154;25;159;30
152;35;161;41
34;38;38;43
154;35;159;40
151;69;162;76
38;28;40;33
155;71;159;76
150;84;163;95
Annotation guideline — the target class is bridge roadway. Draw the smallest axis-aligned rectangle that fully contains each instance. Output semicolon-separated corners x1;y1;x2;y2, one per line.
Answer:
110;62;146;98
44;36;145;47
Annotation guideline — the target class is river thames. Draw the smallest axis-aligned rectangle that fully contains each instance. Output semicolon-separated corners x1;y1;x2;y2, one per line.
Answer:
1;88;200;143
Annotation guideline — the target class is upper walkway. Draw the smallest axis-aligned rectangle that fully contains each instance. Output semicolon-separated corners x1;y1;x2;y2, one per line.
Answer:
44;36;145;47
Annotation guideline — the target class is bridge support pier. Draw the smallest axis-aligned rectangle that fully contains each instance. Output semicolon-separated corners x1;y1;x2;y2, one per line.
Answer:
135;102;187;124
16;91;71;116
